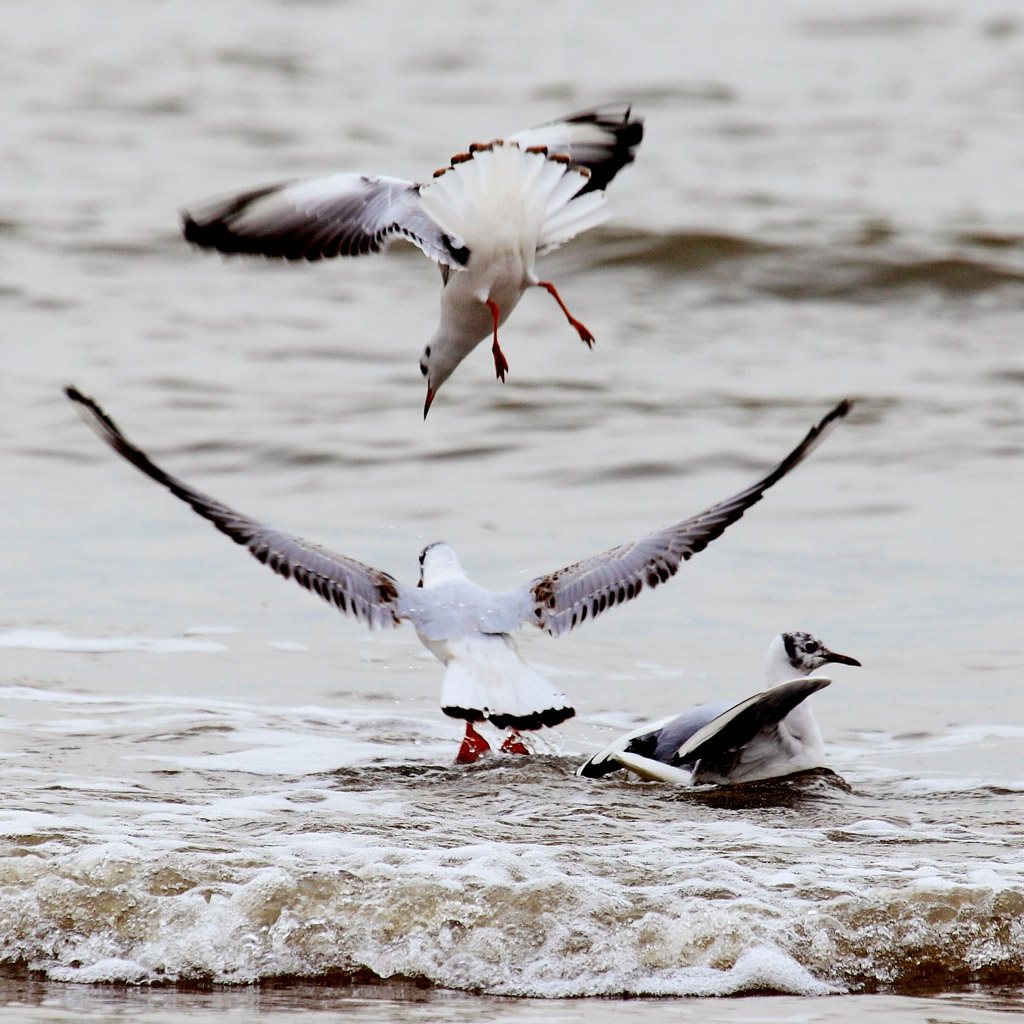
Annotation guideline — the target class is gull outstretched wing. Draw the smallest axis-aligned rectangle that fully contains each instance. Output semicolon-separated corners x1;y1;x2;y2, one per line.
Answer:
525;400;852;637
510;104;644;194
182;173;467;266
66;387;410;631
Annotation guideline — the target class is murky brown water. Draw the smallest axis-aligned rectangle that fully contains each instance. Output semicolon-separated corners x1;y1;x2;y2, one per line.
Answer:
3;0;1024;1020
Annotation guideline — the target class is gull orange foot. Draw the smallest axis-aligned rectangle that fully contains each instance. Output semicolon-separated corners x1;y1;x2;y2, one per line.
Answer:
456;723;491;764
485;299;510;380
538;280;595;348
500;731;530;756
570;318;595;348
492;340;510;381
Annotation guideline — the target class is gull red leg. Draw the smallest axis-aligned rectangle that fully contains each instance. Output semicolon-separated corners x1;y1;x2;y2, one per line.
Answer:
537;281;595;348
486;299;509;381
500;729;530;756
456;722;491;764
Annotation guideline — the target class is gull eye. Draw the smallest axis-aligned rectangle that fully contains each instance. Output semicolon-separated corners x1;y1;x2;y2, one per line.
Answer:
803;640;819;654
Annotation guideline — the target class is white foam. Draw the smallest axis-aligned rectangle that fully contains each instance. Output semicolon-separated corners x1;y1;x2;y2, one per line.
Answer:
143;733;398;774
0;655;1018;999
0;629;227;654
1;804;1021;995
664;946;836;998
48;957;151;984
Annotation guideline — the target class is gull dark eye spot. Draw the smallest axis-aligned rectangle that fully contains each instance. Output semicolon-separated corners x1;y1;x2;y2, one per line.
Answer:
420;363;428;376
425;346;431;356
803;641;819;653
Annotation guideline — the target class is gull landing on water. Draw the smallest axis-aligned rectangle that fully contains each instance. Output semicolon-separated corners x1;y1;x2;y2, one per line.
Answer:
65;388;851;765
180;106;644;418
577;632;862;785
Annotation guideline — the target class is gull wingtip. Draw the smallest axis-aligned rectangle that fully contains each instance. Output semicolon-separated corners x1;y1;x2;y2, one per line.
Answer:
64;384;103;419
832;397;854;419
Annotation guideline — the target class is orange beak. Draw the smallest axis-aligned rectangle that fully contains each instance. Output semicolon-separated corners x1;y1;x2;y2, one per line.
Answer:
423;387;436;419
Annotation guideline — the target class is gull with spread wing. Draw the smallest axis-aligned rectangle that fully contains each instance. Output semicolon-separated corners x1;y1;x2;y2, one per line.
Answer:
181;106;644;416
65;388;851;764
577;632;861;785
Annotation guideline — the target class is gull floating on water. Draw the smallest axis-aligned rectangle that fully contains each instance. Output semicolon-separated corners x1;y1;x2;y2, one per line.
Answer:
66;388;850;764
181;106;644;417
577;632;861;784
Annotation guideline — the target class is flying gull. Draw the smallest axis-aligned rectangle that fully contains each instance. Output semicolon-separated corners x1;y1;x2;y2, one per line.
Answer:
577;632;861;784
65;388;851;764
181;106;644;416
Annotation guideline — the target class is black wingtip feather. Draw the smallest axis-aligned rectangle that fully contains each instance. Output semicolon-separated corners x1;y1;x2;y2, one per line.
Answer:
182;195;328;262
577;757;624;779
765;398;854;485
564;105;645;194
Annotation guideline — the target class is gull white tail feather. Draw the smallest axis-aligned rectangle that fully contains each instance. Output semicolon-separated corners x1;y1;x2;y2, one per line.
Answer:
418;144;603;258
537;191;609;255
438;635;574;731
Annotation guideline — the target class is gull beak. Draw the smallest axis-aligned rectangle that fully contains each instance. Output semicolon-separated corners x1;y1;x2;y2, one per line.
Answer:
823;648;861;668
423;387;436;419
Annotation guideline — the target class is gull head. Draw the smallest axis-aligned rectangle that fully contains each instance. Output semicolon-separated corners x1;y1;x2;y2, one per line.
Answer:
420;338;463;419
766;631;862;683
417;542;466;588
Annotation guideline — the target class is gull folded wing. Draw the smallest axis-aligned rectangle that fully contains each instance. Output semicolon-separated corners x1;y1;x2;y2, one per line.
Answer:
672;676;832;772
576;713;679;778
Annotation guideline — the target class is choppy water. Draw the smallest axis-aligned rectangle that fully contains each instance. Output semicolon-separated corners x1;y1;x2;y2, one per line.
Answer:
3;0;1024;1020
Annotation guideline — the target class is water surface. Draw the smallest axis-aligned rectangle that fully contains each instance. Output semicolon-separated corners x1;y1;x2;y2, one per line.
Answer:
2;0;1024;1020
